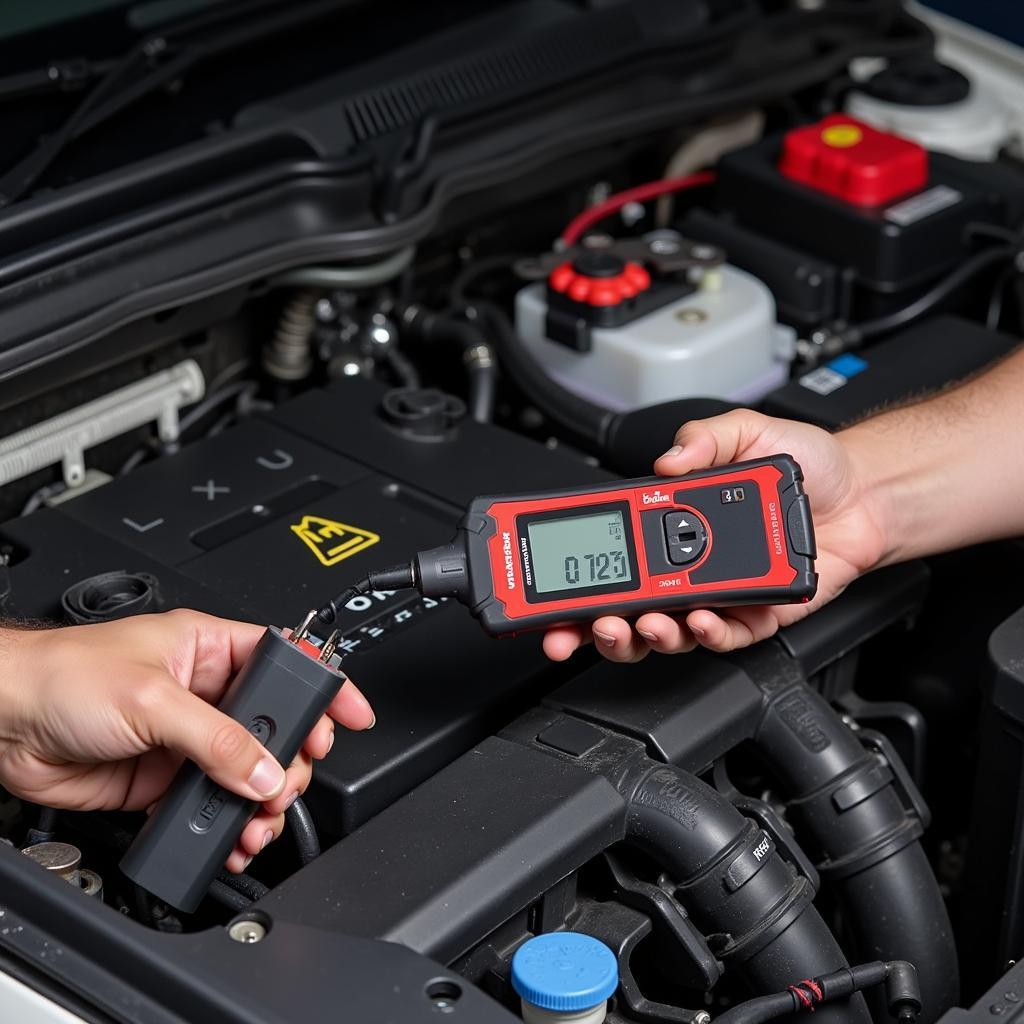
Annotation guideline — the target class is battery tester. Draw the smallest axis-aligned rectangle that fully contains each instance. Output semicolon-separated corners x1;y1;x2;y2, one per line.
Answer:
122;455;815;909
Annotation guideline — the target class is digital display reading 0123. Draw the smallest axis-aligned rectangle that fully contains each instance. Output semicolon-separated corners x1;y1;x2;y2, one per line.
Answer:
527;510;632;594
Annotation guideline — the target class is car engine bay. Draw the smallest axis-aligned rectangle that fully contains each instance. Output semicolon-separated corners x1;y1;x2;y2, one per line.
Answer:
2;2;1024;1022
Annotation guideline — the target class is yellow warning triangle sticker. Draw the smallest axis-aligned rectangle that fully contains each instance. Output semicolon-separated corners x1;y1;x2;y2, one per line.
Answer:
290;514;381;567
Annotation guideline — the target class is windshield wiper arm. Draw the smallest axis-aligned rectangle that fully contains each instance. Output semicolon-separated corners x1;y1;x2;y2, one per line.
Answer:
0;57;118;104
0;0;349;208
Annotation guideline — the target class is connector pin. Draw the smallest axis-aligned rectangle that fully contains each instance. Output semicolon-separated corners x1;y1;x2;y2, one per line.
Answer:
292;609;317;644
319;629;342;665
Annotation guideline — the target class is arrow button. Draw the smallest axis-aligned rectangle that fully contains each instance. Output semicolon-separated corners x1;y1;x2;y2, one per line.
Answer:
662;509;707;566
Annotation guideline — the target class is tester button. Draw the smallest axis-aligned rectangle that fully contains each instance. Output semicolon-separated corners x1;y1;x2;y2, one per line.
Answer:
663;511;707;566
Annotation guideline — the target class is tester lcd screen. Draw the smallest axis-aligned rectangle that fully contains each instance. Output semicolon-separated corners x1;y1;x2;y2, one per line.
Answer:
527;509;633;594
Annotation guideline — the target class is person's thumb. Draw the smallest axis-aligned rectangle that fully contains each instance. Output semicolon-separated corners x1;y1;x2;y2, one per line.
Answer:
654;409;771;476
129;678;286;801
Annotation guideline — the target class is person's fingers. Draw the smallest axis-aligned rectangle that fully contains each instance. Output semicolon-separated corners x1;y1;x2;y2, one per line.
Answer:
302;715;335;760
165;611;265;701
591;617;651;663
654;410;771;477
542;625;588;661
634;613;699;654
225;844;251;873
262;751;313;815
325;678;375;731
131;680;286;802
685;606;780;653
121;747;184;811
237;810;285;860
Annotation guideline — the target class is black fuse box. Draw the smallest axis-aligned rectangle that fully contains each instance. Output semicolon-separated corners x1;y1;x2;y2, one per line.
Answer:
716;136;1007;296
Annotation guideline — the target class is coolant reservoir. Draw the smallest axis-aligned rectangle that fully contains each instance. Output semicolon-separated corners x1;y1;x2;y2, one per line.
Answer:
511;932;618;1024
515;248;793;412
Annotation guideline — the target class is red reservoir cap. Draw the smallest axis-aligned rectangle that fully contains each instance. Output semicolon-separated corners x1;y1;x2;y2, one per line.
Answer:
779;114;928;207
549;252;651;307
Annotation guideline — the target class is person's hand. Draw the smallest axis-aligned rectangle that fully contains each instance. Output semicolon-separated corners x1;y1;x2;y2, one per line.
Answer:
0;609;375;872
543;409;890;662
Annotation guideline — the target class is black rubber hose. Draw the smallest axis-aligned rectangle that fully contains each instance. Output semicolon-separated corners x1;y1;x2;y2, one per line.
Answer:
713;960;921;1024
749;668;958;1023
36;807;58;834
286;797;321;866
454;301;614;445
844;245;1016;344
208;878;253;913
399;305;500;425
622;760;871;1024
215;870;270;903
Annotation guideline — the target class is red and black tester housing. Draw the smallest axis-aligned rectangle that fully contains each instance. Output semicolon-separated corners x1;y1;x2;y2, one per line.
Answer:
415;455;817;636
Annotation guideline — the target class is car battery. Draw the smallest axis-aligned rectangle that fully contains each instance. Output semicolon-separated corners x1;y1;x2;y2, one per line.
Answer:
0;378;607;836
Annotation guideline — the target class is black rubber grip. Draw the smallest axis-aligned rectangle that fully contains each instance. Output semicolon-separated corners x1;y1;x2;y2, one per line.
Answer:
119;627;344;912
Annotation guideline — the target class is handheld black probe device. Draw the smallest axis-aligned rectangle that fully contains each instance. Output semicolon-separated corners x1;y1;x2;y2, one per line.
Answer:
121;455;815;910
120;619;346;912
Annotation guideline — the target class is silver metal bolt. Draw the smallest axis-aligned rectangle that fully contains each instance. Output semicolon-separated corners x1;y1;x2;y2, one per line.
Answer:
620;200;646;227
580;232;614;250
228;920;266;944
695;1012;712;1024
649;237;681;255
690;244;718;261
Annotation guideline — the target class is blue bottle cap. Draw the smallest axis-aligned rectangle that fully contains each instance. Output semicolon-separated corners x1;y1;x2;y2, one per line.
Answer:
511;932;618;1013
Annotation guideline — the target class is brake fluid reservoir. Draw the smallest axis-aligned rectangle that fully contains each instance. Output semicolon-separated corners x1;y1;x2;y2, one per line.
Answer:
511;932;617;1024
515;251;793;412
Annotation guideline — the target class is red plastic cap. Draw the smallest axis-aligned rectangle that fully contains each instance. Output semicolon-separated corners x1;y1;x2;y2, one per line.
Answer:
779;114;928;207
548;260;651;307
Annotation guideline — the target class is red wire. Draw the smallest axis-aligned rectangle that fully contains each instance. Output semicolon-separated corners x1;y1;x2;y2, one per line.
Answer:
560;170;717;246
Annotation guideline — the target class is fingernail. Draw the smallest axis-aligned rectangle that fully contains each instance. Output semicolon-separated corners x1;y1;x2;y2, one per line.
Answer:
248;757;285;798
691;625;706;640
261;830;273;851
594;630;616;648
283;792;298;811
365;712;376;731
660;445;683;459
637;629;658;642
242;855;253;870
345;681;375;724
326;729;335;753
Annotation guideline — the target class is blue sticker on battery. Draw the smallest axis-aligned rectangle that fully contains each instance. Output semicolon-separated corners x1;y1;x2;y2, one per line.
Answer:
827;354;868;378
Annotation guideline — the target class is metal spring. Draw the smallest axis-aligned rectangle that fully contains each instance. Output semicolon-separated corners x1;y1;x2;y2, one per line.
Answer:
263;290;317;381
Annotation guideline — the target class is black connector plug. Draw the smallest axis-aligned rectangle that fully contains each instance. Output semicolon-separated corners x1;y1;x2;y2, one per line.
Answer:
414;542;468;599
884;961;922;1024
